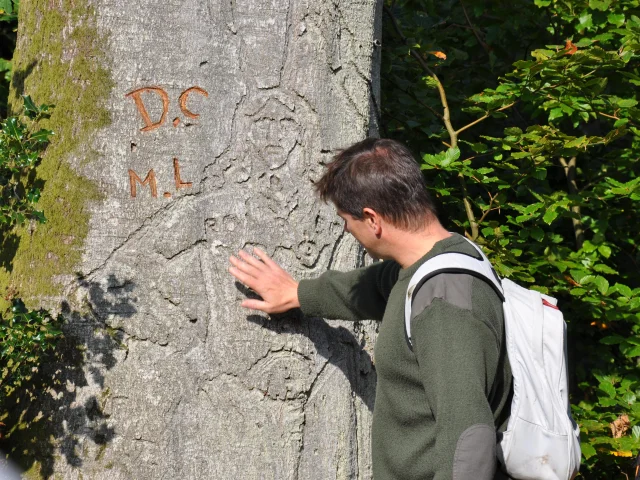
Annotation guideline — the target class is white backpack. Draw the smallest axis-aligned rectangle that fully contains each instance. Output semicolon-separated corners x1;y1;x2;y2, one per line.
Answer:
404;238;581;480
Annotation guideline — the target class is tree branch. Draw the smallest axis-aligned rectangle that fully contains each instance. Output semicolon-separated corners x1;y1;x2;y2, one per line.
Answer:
385;5;480;238
477;192;498;225
386;77;444;120
384;6;457;148
559;156;584;250
460;0;491;56
455;101;517;135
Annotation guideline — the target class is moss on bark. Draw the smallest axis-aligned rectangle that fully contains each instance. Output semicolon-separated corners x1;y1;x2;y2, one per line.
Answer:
1;0;112;308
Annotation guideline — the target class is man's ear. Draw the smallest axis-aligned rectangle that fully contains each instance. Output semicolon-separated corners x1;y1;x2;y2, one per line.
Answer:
362;208;382;235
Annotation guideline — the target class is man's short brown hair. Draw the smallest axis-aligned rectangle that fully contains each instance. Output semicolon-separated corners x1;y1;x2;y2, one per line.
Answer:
315;138;437;230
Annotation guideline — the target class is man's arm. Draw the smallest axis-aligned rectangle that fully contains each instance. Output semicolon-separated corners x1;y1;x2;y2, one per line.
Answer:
229;247;399;320
412;296;501;480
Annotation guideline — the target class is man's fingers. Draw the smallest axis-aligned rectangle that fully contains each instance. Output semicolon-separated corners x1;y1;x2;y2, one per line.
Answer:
238;249;267;271
253;247;279;269
228;266;259;290
241;298;271;312
229;254;262;278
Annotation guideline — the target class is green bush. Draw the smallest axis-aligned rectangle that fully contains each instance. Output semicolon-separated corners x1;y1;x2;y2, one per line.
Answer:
0;298;62;398
0;95;52;225
0;97;61;432
382;0;640;476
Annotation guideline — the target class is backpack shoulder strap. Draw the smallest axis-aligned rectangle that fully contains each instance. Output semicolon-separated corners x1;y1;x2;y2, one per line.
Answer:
404;239;504;349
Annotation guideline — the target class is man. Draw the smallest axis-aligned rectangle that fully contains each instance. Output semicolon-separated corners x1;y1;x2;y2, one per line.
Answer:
229;138;512;480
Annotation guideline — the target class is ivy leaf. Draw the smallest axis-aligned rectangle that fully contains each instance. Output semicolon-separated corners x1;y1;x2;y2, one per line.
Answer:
4;117;22;140
30;129;54;143
22;95;39;118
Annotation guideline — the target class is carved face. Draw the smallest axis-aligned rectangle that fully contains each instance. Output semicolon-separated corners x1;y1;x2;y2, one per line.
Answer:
248;98;300;169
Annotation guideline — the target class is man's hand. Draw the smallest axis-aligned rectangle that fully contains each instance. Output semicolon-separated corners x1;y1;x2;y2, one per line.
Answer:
228;247;300;314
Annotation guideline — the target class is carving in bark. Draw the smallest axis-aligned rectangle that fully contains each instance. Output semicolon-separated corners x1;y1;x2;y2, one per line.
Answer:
3;0;382;478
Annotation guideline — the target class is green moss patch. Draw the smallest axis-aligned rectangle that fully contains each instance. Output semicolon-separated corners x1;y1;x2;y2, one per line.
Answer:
1;0;113;308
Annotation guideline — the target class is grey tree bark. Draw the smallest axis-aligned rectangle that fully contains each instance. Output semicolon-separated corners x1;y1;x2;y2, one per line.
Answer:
7;0;381;478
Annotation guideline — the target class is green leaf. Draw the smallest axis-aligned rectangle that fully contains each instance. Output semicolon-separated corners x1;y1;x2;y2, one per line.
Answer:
565;136;587;149
0;0;12;14
598;245;612;258
623;345;640;358
422;76;440;89
622;392;636;405
613;283;633;298
533;168;547;180
30;128;54;143
608;13;625;26
22;95;39;118
4;117;22;140
598;381;616;397
588;0;611;10
578;12;593;30
633;425;640;440
530;226;544;242
594;276;610;295
598;396;617;407
442;147;460;166
582;241;597;253
600;335;625;345
617;99;638;108
470;143;488;154
422;147;461;168
570;269;590;284
548;108;563;122
543;209;558;225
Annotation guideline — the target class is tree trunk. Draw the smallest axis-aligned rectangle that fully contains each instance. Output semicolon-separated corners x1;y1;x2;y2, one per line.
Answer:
5;0;381;478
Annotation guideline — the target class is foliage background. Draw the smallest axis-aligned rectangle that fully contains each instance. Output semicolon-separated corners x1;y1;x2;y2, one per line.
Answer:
0;0;17;118
381;0;640;476
0;0;638;476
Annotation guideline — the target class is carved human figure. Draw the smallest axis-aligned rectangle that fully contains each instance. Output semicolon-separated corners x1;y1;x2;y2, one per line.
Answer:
247;97;301;170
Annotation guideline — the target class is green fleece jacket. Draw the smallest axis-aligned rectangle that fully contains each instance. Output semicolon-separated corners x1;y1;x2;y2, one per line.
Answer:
298;233;512;480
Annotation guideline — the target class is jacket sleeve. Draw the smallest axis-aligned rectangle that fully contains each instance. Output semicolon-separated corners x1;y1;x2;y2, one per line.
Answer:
412;297;501;480
297;260;400;321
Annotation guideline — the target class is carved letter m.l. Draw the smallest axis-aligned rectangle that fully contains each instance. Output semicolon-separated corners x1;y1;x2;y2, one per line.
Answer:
129;169;158;198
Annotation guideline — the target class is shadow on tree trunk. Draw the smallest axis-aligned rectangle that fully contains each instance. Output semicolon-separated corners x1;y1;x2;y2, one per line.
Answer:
237;282;377;413
0;274;135;478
